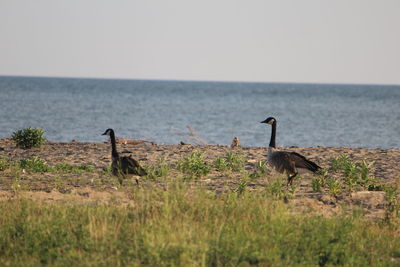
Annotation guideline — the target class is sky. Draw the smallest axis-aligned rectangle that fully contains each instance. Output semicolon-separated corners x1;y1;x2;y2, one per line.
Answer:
0;0;399;85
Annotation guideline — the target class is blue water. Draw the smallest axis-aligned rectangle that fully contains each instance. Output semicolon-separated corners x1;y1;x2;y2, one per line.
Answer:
0;76;399;148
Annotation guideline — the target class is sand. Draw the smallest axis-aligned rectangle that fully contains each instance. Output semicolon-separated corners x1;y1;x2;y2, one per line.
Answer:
0;138;399;218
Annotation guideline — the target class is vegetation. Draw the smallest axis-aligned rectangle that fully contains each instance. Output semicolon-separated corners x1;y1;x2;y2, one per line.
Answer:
11;127;46;149
384;184;400;222
19;157;52;173
311;156;385;196
330;155;382;192
0;156;94;175
0;157;10;171
0;186;399;266
144;158;170;180
214;151;245;172
1;146;399;265
177;152;211;179
54;163;94;174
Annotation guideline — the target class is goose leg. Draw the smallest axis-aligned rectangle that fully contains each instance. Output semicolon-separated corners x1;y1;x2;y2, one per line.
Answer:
287;172;298;186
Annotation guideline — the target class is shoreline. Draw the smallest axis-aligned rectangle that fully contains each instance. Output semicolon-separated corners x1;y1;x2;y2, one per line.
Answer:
1;138;399;219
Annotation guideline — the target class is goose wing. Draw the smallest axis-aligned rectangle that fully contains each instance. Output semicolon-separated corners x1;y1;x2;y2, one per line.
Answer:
288;152;321;173
121;156;147;176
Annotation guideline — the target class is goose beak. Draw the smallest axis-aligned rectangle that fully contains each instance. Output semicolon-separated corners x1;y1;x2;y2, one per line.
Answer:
260;119;267;124
101;132;107;136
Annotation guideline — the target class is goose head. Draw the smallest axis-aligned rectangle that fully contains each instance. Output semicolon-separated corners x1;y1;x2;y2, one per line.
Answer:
260;117;276;125
102;128;114;136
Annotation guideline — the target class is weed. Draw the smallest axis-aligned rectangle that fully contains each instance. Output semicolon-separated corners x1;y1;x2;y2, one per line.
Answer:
384;185;399;223
250;161;268;179
331;155;350;172
327;178;342;197
225;151;245;171
0;157;10;171
19;157;52;172
178;152;211;179
145;158;170;179
330;155;380;192
312;169;329;193
214;157;228;172
11;127;45;149
101;166;112;175
54;163;94;174
256;160;267;175
312;178;323;193
266;177;289;200
11;177;22;194
235;179;248;195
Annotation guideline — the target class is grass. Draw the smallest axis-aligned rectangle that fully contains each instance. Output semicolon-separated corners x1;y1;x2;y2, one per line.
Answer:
177;152;211;179
214;151;246;172
311;155;385;196
54;163;94;174
330;155;383;192
11;127;46;149
1;149;400;265
0;156;95;175
144;158;170;180
0;185;399;266
19;157;52;172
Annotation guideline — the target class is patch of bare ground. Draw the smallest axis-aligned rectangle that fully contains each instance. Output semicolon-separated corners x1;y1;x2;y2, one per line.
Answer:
0;138;399;219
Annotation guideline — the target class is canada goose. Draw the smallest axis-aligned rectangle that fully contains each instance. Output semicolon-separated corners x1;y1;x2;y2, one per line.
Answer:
102;128;147;184
260;117;321;185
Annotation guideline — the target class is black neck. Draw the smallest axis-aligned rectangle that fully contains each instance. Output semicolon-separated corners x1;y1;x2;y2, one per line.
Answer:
109;130;119;158
269;121;276;148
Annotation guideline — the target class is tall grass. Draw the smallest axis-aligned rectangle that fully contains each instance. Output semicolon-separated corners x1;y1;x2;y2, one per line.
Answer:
0;184;399;266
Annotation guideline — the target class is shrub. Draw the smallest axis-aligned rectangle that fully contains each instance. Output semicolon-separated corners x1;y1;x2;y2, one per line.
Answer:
19;157;52;172
178;152;211;179
12;127;45;149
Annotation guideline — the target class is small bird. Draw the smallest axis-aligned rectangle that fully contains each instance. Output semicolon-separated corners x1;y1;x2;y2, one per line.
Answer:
231;137;241;148
102;128;146;185
260;117;321;185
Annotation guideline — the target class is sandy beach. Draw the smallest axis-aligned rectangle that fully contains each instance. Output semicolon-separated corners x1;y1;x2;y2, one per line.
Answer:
0;138;399;218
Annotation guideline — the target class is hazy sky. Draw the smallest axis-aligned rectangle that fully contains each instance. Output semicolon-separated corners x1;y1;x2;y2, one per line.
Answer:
1;0;399;84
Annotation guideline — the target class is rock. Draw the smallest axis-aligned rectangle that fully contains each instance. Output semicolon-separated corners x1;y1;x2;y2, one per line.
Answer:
349;191;386;209
319;194;337;205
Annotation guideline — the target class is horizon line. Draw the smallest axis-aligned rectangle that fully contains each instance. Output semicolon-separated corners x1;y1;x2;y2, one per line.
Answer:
1;74;399;87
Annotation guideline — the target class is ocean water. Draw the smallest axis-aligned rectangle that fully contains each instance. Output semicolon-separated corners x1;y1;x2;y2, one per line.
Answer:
0;76;399;148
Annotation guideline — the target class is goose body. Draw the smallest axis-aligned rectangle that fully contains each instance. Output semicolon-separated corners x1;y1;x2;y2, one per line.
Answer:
261;117;321;185
102;128;146;184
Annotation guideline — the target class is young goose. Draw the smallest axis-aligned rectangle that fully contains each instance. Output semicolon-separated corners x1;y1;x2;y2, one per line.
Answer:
102;128;147;184
260;117;321;185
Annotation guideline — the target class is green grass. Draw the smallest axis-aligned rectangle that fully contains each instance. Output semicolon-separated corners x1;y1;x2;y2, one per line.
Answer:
19;157;52;173
144;158;170;180
54;163;94;174
330;155;383;192
0;185;399;266
309;156;385;195
0;157;10;171
11;127;46;149
177;152;211;179
213;151;246;175
0;157;95;175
